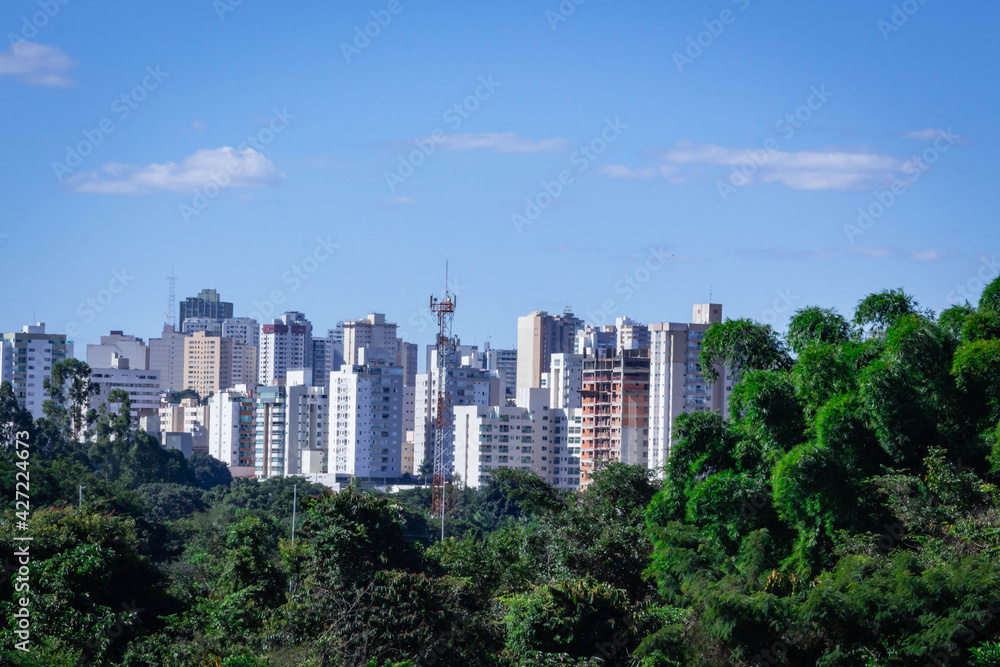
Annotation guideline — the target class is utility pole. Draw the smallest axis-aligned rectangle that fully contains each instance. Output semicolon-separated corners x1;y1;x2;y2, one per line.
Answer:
289;483;297;593
78;485;85;507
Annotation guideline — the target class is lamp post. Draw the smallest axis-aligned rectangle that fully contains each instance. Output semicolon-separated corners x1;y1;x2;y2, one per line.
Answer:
288;484;297;593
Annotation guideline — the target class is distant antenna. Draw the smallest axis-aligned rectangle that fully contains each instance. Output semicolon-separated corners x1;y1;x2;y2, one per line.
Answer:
429;262;457;540
165;271;178;327
709;283;713;304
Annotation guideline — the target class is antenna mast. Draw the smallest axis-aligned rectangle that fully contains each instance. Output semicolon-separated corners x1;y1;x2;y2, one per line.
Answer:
429;263;457;540
166;271;178;327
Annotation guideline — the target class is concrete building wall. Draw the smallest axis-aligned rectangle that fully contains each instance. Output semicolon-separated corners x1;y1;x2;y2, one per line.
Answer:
516;310;582;393
647;304;730;473
89;358;161;419
329;363;403;477
259;312;312;385
343;313;398;366
148;325;188;393
182;331;234;398
86;331;149;370
0;323;72;420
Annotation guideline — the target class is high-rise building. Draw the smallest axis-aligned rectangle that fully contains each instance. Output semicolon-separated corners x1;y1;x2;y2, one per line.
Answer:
329;362;403;478
181;317;223;336
224;318;260;388
616;316;651;352
397;339;418;387
231;342;258;388
178;288;233;331
648;303;731;472
543;352;583;411
343;313;398;365
89;354;161;419
86;331;149;370
402;384;416;447
482;343;517;403
182;331;234;398
454;388;573;489
575;325;616;356
413;348;503;469
560;407;584;489
159;397;210;456
516;309;583;392
579;348;650;488
222;317;260;349
148;325;188;393
254;369;328;477
207;386;257;476
401;430;415;476
259;312;312;385
0;323;73;420
311;336;343;388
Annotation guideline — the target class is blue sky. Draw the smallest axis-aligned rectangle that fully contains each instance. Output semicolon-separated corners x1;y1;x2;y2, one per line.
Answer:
1;0;997;355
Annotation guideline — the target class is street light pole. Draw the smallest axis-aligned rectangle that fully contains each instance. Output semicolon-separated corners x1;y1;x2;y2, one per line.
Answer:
288;483;297;593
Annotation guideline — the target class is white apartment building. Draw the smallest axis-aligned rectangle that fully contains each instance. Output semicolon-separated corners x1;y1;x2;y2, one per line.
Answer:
560;408;583;489
616;316;651;352
454;388;574;489
329;362;403;478
482;343;517;403
259;312;312;385
222;317;260;349
149;324;188;393
542;352;583;411
413;348;502;469
0;323;73;420
254;369;328;477
159;398;210;455
647;304;731;472
343;313;398;366
89;354;161;419
86;331;149;370
574;326;616;356
207;386;256;476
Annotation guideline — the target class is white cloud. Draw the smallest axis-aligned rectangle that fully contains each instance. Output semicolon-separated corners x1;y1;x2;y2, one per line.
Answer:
426;132;571;153
379;195;417;207
599;141;907;191
0;42;74;87
735;245;955;262
899;128;969;144
665;142;901;191
65;147;284;195
594;164;680;181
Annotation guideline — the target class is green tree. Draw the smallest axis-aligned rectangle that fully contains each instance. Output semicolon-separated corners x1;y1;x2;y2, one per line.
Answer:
0;380;33;447
853;287;930;334
188;453;233;490
785;306;852;354
699;319;792;385
43;358;98;442
980;274;1000;312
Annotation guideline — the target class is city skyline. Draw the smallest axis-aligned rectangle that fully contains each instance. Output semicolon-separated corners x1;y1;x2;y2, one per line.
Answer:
2;1;997;355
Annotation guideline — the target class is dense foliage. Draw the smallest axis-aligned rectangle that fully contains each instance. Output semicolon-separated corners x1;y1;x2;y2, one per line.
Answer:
3;276;1000;665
